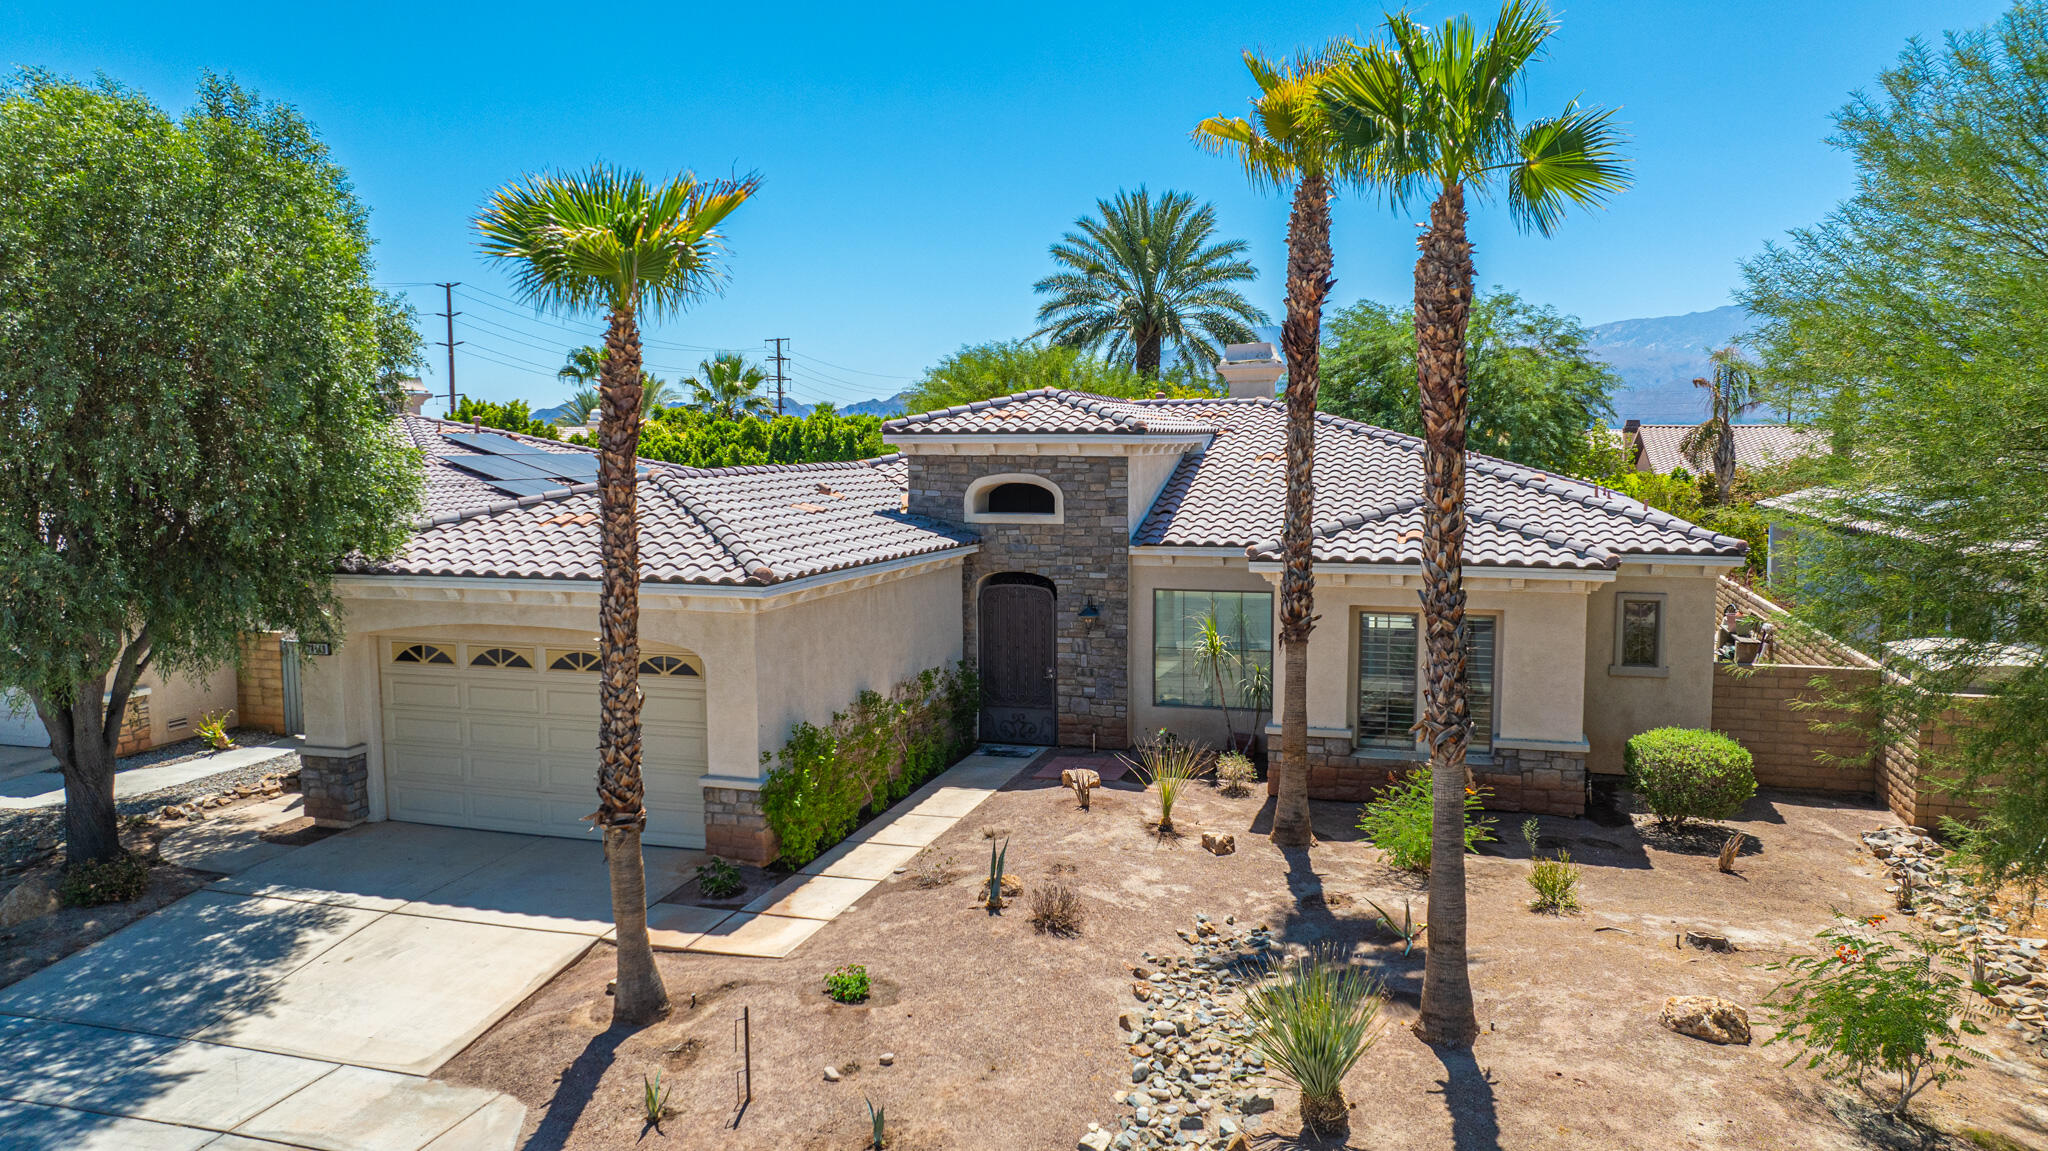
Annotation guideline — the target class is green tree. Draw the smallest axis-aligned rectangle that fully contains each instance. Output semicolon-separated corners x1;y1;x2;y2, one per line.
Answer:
1739;0;2048;890
1194;45;1353;851
1677;347;1762;504
1033;188;1267;376
373;290;428;409
631;407;885;468
905;340;1218;411
451;396;561;439
685;353;773;420
478;163;756;1027
1321;289;1620;473
1324;0;1629;1049
0;72;423;863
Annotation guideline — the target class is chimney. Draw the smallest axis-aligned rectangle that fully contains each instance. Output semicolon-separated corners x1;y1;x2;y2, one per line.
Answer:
398;376;431;416
1622;418;1640;435
1216;342;1285;400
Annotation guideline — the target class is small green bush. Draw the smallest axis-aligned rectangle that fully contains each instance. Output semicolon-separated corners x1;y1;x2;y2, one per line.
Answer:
1215;752;1257;797
58;853;150;907
696;857;743;900
1355;770;1493;871
825;963;871;1003
1624;727;1757;829
1523;819;1582;914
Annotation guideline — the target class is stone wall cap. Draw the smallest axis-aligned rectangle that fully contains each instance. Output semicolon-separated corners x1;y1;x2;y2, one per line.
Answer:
301;742;368;758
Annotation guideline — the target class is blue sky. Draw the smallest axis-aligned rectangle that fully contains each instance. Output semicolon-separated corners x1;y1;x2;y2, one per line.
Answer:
4;0;2011;412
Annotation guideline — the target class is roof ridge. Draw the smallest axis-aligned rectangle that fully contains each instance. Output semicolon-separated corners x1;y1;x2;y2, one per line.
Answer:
413;483;600;532
430;417;594;456
647;471;775;583
881;388;1060;430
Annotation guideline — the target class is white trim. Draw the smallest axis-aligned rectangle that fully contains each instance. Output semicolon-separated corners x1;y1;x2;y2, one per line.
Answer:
335;547;976;612
1130;547;1251;565
964;472;1064;525
1245;560;1617;586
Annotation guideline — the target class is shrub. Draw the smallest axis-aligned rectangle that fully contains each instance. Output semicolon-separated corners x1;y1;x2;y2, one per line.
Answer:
1764;917;1989;1117
760;661;979;866
1355;770;1493;871
1522;818;1582;914
1241;946;1386;1138
1215;752;1257;797
195;711;236;751
1128;734;1211;835
696;857;743;900
1027;880;1084;936
825;963;872;1003
908;846;956;889
1625;727;1756;829
58;852;150;907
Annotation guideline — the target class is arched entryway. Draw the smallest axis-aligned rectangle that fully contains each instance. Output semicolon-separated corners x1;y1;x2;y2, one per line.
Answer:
979;573;1057;744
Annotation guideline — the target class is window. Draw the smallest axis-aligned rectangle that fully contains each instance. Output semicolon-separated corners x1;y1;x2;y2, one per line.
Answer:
639;655;701;677
1466;617;1497;754
392;642;453;665
1617;595;1665;670
1152;590;1274;709
1357;613;1419;748
987;483;1055;515
469;647;533;669
548;650;601;672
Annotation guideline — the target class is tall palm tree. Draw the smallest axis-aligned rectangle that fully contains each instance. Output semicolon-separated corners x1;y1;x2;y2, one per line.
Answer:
1323;0;1628;1049
686;353;774;420
1680;347;1761;503
1193;45;1352;850
477;164;757;1026
558;344;606;387
1033;188;1267;376
559;346;673;419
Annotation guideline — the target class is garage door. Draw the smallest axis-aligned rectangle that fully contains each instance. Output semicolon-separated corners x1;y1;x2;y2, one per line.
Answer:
379;639;709;848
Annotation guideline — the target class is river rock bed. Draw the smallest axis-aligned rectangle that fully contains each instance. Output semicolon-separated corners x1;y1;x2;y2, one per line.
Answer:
1862;824;2048;1051
1079;913;1285;1151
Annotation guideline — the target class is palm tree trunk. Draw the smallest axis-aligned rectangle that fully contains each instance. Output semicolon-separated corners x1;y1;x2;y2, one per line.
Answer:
1136;333;1163;379
596;305;670;1027
1413;182;1480;1050
1272;172;1333;850
1714;418;1736;504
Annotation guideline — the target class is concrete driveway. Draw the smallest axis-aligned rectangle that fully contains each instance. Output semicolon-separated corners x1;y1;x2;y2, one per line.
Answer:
0;822;702;1150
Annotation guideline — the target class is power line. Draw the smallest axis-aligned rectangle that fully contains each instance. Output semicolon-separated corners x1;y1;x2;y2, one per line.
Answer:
435;283;462;415
765;337;790;417
789;349;913;381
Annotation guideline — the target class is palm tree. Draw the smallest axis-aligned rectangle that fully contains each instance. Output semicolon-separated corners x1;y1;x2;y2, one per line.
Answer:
556;387;600;428
1033;188;1267;376
687;353;774;420
560;345;673;419
1680;347;1761;503
1195;45;1352;851
1323;1;1628;1049
558;344;606;387
477;164;757;1026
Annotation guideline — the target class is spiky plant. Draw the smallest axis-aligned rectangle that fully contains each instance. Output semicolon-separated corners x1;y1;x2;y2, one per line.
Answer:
1240;947;1386;1137
1129;736;1213;835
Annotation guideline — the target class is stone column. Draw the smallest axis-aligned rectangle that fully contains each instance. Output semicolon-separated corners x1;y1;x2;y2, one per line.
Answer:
703;784;779;865
300;743;369;827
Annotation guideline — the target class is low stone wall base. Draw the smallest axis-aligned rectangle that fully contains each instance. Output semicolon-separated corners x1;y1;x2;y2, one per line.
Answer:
300;748;368;827
704;785;779;866
1296;736;1587;817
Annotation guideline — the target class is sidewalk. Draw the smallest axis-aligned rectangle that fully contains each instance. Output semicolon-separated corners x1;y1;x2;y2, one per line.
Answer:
0;745;297;810
635;749;1029;959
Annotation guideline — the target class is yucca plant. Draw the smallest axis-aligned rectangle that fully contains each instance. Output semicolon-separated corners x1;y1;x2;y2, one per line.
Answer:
865;1097;886;1148
985;836;1010;912
1128;735;1213;835
1239;947;1386;1137
1363;897;1427;956
641;1071;671;1131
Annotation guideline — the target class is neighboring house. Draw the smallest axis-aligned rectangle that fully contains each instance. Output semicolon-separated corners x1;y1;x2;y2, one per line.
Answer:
302;393;1746;864
1619;419;1824;476
0;636;299;759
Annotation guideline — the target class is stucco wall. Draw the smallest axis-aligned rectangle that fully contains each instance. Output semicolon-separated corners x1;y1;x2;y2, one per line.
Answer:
139;664;240;749
1130;555;1276;748
1583;564;1723;774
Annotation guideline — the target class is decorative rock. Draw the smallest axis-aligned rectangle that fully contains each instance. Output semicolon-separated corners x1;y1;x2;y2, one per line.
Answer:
1080;1129;1114;1151
1660;996;1753;1045
0;876;58;928
879;1052;895;1066
1242;1089;1275;1114
1200;832;1236;856
823;1065;842;1082
1684;930;1737;954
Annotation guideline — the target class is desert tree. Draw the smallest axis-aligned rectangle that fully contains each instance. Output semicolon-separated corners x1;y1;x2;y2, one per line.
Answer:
0;72;423;865
1323;0;1629;1047
477;163;757;1026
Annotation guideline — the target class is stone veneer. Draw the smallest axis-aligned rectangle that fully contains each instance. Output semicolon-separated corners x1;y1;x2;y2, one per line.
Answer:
300;747;369;827
704;785;779;865
1303;735;1587;817
113;688;152;757
906;452;1133;749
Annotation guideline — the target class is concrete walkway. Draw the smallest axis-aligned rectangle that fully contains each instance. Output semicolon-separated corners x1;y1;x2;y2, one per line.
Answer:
0;821;699;1150
641;750;1027;959
0;745;298;810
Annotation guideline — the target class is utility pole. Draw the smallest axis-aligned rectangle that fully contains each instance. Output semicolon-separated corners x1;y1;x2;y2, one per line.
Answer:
435;283;463;418
765;337;790;416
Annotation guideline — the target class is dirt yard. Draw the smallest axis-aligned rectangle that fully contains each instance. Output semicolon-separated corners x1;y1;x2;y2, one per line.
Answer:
440;765;2048;1151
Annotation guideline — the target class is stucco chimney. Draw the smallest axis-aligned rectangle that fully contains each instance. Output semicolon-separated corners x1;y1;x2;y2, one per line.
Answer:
1216;342;1285;400
398;376;431;416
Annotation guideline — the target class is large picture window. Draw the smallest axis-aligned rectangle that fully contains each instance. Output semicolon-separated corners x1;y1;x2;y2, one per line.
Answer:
1357;613;1419;748
1152;590;1274;709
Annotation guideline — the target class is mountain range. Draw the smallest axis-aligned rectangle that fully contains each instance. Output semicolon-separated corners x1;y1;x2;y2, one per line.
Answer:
527;306;1755;429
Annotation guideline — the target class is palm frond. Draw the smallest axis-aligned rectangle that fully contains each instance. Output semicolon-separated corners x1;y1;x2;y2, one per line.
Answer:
1505;104;1632;235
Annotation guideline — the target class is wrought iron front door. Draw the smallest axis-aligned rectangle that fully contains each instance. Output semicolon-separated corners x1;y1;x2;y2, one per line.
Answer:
979;581;1056;744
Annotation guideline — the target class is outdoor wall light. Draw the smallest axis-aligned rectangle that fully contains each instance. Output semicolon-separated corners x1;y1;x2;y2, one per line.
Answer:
1079;602;1101;621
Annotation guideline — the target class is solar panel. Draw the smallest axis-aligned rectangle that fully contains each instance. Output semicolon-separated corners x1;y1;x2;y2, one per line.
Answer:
438;430;632;498
444;432;545;455
486;479;568;497
442;454;562;483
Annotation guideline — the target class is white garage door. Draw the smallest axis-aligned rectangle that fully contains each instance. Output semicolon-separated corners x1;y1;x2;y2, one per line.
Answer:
380;639;709;848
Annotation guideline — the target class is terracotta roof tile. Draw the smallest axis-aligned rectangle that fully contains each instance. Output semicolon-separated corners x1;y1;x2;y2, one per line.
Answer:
882;389;1218;437
1629;423;1824;476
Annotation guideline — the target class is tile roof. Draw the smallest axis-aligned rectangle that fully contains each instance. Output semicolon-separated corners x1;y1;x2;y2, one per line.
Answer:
347;416;973;586
1628;423;1824;476
882;389;1219;437
1130;399;1747;569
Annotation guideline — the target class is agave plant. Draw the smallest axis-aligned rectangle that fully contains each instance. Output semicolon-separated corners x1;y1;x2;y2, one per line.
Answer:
1239;947;1386;1138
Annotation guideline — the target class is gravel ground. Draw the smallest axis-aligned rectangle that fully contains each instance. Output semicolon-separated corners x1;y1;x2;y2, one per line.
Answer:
0;730;298;872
